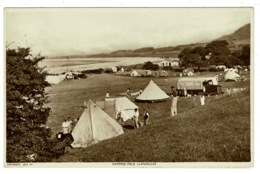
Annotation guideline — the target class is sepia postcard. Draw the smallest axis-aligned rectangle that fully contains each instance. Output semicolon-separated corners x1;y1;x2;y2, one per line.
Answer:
4;7;254;168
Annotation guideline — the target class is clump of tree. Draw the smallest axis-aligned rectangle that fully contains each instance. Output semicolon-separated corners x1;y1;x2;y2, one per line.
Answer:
231;45;250;66
142;61;159;70
81;68;103;74
178;46;207;70
162;66;173;71
134;47;155;53
6;47;55;162
178;40;250;69
104;68;113;73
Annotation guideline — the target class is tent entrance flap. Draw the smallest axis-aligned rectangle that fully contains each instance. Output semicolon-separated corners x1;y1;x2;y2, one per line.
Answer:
71;100;124;148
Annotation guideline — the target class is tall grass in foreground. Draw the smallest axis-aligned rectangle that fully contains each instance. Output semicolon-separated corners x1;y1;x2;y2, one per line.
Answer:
57;90;250;162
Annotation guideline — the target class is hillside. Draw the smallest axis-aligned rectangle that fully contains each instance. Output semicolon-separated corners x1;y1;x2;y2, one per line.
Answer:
57;90;250;162
50;23;250;59
217;23;250;45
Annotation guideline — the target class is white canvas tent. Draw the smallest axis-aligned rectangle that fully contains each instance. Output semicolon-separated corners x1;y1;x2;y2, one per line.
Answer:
71;100;124;148
224;71;240;81
46;75;65;84
136;80;169;101
130;70;141;77
96;97;139;122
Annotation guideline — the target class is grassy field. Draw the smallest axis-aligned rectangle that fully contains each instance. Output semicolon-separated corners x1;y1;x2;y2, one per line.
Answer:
45;72;251;162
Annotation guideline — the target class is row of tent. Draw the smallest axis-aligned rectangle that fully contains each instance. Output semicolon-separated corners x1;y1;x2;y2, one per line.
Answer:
118;69;170;77
70;80;170;148
69;72;242;148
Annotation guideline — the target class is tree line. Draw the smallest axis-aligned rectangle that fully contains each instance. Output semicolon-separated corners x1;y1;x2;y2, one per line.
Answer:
178;40;250;69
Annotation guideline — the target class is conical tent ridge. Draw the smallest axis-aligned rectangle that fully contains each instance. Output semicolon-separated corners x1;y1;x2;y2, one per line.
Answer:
71;100;124;148
136;80;169;101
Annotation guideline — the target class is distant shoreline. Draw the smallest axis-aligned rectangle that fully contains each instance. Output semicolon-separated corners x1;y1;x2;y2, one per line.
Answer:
40;57;165;74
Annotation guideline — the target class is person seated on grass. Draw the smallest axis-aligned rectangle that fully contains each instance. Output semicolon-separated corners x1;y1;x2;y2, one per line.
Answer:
62;119;69;134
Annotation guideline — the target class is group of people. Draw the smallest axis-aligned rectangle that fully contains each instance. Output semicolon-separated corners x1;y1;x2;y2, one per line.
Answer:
64;85;205;134
170;86;206;117
132;108;149;129
116;108;149;129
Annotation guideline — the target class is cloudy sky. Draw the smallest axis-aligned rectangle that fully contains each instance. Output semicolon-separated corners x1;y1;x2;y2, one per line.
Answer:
5;8;252;57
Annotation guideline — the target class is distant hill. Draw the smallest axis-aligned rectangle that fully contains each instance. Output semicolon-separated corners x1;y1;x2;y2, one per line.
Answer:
50;23;250;59
217;23;250;45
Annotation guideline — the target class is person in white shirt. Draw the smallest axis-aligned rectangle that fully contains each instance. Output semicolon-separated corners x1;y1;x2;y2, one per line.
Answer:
171;86;178;116
200;95;205;106
62;119;69;134
67;117;73;133
132;108;140;129
105;91;110;98
184;87;187;97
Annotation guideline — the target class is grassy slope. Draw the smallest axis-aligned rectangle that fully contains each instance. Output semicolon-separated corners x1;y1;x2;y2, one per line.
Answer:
46;74;181;133
57;90;250;162
46;72;248;133
46;72;251;162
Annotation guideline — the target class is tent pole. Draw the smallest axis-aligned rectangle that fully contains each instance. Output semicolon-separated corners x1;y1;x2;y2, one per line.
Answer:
88;101;95;141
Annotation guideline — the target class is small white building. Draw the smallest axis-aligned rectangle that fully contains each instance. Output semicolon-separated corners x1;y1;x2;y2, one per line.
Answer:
183;68;195;76
216;65;226;69
158;58;179;67
111;66;118;73
119;67;125;72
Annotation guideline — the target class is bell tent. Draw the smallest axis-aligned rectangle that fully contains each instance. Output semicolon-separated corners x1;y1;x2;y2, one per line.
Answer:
136;80;169;102
224;71;240;81
71;100;124;148
96;97;139;122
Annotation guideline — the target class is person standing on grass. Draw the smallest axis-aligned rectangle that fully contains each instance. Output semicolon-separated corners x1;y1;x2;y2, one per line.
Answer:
143;109;150;125
127;88;131;98
62;119;69;134
171;86;178;116
116;110;124;126
200;94;205;106
184;87;187;97
67;117;73;133
132;108;139;129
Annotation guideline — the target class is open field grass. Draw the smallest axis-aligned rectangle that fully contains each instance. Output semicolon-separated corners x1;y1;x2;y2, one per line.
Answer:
45;72;251;162
56;89;250;162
